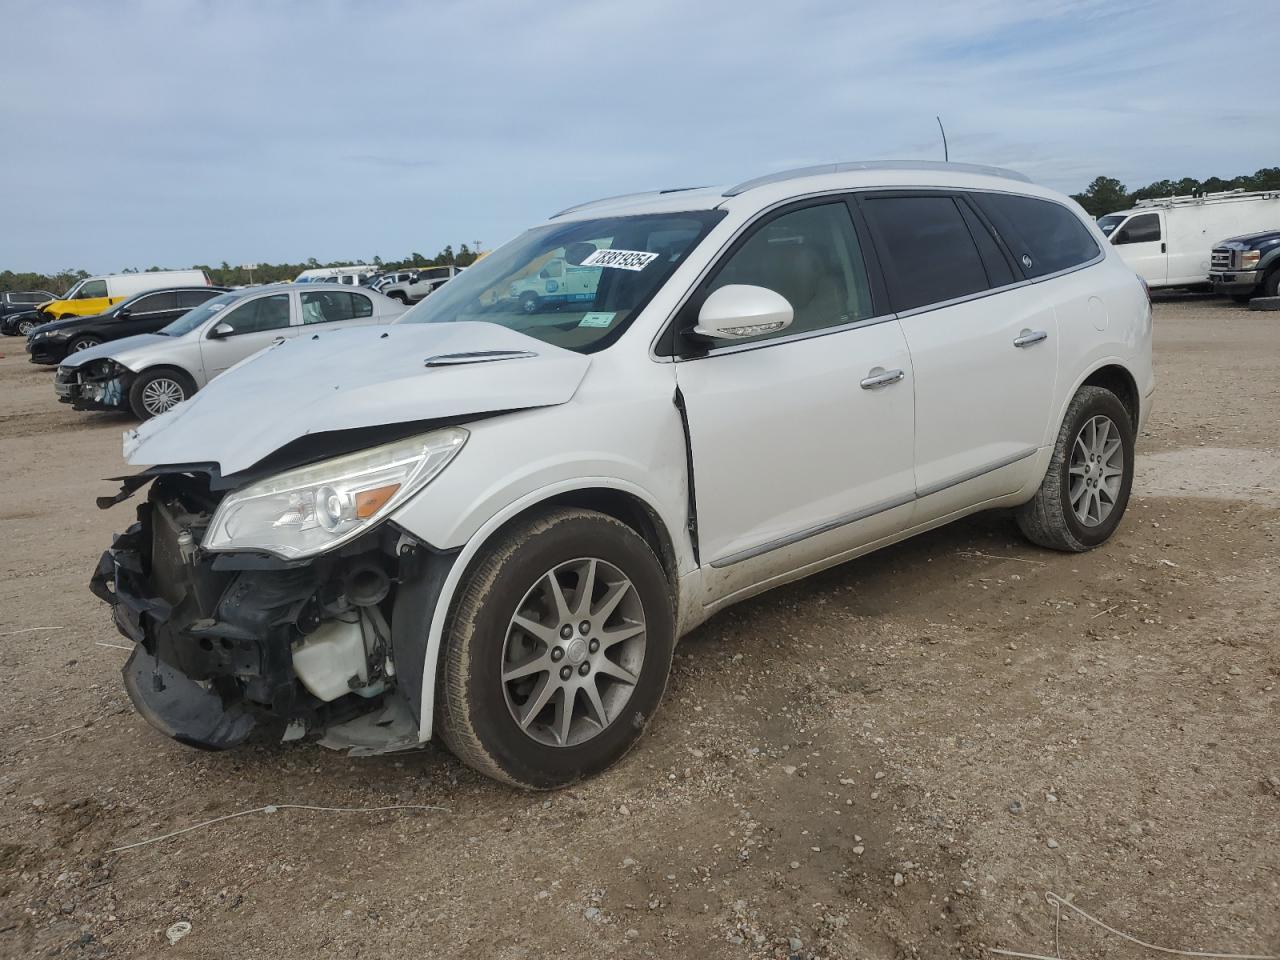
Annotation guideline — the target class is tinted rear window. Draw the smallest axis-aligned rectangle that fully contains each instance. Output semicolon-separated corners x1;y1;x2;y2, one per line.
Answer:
861;195;992;311
977;193;1100;277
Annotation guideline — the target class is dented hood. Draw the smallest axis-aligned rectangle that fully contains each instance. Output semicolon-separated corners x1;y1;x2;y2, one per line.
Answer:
122;322;590;475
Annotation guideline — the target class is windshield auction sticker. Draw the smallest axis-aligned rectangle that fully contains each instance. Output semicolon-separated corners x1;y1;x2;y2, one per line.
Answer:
580;249;658;271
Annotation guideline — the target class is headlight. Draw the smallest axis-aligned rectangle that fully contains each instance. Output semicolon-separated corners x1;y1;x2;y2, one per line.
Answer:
1240;250;1261;270
203;428;467;559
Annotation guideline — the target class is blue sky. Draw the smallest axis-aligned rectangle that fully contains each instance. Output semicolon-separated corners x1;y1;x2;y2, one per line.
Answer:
1;0;1275;273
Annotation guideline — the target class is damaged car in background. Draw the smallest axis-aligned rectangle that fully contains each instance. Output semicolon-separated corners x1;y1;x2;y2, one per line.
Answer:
92;161;1153;788
56;283;405;419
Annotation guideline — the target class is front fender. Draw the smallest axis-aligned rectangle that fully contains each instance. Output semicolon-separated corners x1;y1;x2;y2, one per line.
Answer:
400;476;685;742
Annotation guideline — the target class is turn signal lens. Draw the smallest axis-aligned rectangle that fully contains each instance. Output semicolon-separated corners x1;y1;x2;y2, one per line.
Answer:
355;483;400;519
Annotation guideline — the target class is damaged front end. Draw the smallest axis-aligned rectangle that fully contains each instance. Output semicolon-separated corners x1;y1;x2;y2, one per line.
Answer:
57;358;130;411
92;471;452;755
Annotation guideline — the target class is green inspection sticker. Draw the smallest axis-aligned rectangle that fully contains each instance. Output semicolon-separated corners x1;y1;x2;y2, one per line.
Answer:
578;312;616;328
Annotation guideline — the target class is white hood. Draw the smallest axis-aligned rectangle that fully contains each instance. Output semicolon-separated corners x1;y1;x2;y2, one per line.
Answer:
61;333;173;370
123;322;591;475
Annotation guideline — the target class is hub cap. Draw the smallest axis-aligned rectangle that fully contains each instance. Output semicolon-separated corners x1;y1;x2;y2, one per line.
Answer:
501;557;646;747
140;377;185;415
1069;415;1123;527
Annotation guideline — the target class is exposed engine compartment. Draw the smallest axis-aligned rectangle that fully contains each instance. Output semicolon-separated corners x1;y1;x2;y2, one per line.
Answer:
91;472;446;754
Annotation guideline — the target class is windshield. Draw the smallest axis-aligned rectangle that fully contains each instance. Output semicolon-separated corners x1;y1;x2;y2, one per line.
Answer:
158;291;243;336
59;279;85;301
398;211;724;352
1097;214;1126;237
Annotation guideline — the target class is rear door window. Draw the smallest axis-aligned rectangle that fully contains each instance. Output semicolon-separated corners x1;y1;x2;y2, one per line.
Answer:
860;195;992;311
300;290;374;324
976;193;1101;277
177;290;221;309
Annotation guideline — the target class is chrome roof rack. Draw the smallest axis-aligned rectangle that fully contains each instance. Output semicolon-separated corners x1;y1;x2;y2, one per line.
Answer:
549;185;711;219
722;160;1032;197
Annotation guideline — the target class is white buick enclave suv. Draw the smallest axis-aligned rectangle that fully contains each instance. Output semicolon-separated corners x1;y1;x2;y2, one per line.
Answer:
93;161;1153;788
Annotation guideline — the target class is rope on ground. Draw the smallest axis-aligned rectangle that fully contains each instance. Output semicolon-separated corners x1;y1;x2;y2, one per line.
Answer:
107;802;450;854
0;626;64;636
990;891;1277;960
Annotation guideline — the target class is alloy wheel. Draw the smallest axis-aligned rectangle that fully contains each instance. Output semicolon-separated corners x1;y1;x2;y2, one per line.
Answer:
140;377;185;416
68;339;101;354
1069;415;1123;527
501;557;647;747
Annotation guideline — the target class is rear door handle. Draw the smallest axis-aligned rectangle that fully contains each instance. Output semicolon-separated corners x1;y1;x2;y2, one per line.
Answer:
1013;329;1048;348
860;368;905;389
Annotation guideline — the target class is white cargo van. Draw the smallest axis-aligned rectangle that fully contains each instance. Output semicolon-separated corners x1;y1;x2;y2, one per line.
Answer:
38;269;212;320
1099;190;1280;289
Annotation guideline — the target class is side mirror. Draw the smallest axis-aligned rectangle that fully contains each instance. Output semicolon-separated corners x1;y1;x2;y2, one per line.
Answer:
693;284;794;341
208;321;234;339
115;307;131;319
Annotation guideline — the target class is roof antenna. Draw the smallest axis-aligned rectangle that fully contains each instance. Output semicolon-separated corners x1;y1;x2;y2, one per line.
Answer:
936;116;949;162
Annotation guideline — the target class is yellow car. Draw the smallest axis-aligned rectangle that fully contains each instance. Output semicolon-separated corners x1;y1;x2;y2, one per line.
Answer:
38;270;212;320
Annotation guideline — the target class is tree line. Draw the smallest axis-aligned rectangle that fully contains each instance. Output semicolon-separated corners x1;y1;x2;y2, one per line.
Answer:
0;243;484;296
1070;166;1280;217
5;168;1280;295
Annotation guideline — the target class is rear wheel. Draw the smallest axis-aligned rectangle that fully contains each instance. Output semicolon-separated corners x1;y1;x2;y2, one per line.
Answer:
437;508;675;789
519;292;540;314
387;291;408;304
129;368;195;420
16;318;39;336
1016;385;1135;552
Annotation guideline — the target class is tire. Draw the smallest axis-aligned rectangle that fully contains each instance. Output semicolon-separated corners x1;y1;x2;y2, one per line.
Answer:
387;291;408;304
1015;385;1135;552
519;292;540;315
16;319;38;336
67;335;102;354
437;507;675;789
128;368;195;420
1263;268;1280;300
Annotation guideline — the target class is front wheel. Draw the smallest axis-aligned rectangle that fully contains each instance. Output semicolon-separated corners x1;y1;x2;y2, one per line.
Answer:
519;292;540;315
67;335;102;354
1016;385;1135;552
437;508;675;789
129;368;195;419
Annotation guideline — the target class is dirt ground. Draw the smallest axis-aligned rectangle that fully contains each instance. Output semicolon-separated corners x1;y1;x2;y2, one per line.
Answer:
1;297;1277;960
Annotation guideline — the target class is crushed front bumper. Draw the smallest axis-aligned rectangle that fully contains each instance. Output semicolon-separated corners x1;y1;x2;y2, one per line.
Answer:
92;475;446;754
56;363;130;411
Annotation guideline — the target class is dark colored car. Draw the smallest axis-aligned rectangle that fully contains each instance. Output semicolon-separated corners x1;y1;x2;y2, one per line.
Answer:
26;286;229;365
1210;229;1280;302
1;291;57;335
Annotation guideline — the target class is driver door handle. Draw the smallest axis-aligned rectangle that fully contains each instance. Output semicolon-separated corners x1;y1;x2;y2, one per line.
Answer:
1013;329;1048;348
860;368;905;389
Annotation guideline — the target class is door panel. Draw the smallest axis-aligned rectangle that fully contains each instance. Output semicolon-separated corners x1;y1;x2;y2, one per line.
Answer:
672;198;915;600
1112;212;1166;284
678;322;917;589
198;292;297;381
897;286;1058;501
